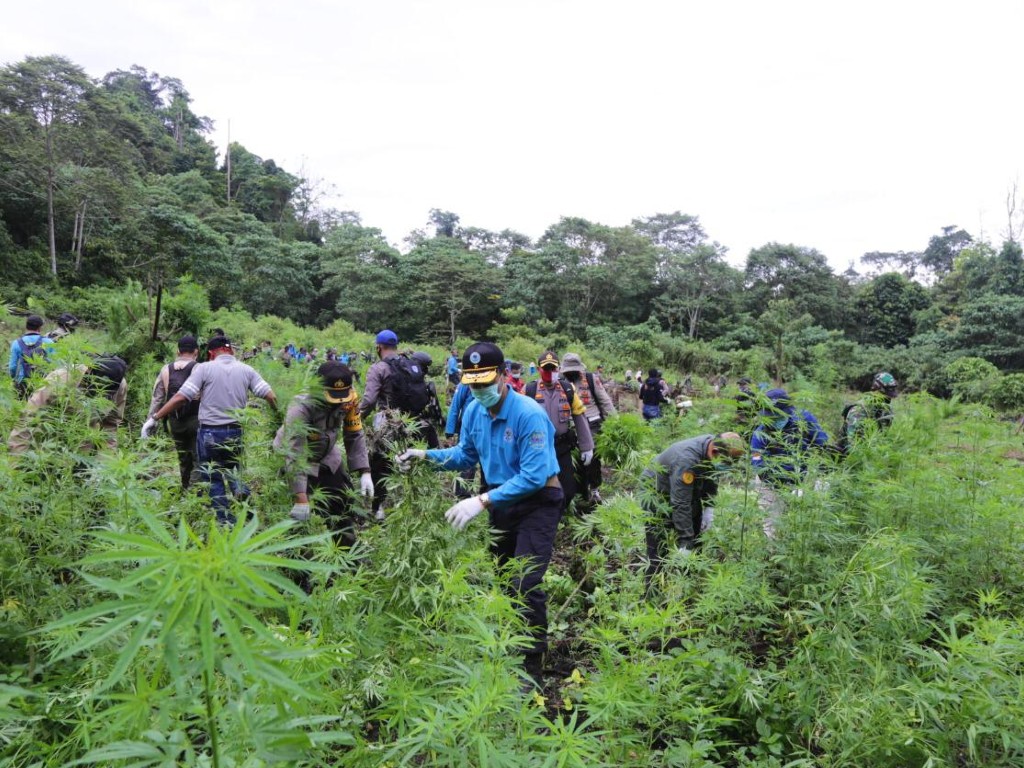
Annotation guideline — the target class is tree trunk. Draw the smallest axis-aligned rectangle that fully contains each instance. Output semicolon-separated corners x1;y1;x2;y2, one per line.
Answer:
45;129;57;277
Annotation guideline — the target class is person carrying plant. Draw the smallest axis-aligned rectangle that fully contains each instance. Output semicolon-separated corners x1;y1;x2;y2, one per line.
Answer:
750;388;829;538
359;330;439;517
395;341;563;690
8;314;55;399
641;432;745;587
141;335;202;489
838;372;898;454
146;335;277;526
273;361;374;543
524;351;594;513
560;352;616;506
8;354;127;455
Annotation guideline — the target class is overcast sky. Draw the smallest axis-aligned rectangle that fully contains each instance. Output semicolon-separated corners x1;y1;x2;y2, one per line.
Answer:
4;0;1022;268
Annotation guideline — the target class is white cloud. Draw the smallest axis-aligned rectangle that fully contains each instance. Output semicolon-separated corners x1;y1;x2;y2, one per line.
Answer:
3;0;1022;267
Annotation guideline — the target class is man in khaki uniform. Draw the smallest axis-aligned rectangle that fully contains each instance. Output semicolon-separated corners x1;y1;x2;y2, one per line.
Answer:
8;357;127;455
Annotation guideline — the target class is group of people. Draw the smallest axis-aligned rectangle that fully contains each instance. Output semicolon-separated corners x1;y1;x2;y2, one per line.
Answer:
6;311;902;691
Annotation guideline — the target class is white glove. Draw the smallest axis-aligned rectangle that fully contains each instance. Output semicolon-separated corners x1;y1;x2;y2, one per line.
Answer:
289;503;311;521
444;496;485;531
700;507;715;533
360;472;375;498
580;450;594;466
140;418;158;439
395;448;426;472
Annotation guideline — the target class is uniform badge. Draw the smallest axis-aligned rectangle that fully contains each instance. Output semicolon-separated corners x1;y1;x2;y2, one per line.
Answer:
682;471;695;484
528;431;545;449
504;427;514;443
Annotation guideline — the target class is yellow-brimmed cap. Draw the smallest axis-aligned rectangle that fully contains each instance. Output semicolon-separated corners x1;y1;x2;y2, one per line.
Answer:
461;341;504;385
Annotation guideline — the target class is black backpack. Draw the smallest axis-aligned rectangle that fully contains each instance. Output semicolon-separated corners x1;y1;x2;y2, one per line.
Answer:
19;335;48;379
84;354;127;396
384;355;430;415
835;403;859;456
162;360;200;420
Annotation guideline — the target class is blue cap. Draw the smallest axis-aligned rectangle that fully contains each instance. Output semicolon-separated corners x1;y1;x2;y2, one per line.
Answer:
375;329;398;346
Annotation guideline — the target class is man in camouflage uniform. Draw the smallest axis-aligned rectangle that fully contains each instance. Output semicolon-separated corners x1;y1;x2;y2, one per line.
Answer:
840;371;898;453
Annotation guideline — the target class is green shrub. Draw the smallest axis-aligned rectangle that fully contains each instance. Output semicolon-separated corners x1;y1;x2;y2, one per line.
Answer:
987;373;1024;413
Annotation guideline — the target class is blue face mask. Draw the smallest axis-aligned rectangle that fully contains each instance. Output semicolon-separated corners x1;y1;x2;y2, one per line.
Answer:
471;383;502;409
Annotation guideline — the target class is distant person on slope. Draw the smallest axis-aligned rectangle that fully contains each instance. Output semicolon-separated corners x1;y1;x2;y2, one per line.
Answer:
8;315;55;399
839;372;898;455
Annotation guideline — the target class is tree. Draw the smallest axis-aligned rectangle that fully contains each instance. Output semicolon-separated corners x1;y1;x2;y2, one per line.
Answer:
758;299;813;384
921;225;972;276
852;273;931;347
0;55;95;277
860;250;923;279
744;243;843;329
653;244;741;339
948;294;1024;369
400;237;501;343
319;222;402;332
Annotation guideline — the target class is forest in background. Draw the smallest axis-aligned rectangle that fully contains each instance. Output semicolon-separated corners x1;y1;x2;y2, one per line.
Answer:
3;54;1024;409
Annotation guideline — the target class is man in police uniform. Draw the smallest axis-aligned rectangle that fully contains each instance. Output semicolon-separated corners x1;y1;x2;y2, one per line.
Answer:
641;432;744;589
559;352;616;506
396;341;562;688
274;361;375;544
524;351;594;512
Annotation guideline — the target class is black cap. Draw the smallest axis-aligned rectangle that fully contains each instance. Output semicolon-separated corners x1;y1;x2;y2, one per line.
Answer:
538;350;560;369
318;361;353;403
462;342;504;385
178;335;198;352
207;335;231;351
648;368;660;378
25;315;43;330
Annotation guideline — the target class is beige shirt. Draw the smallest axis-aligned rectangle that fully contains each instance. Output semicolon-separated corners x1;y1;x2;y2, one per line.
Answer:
8;365;126;454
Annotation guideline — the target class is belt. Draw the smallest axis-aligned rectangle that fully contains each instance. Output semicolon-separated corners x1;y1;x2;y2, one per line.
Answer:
487;476;561;493
199;422;242;429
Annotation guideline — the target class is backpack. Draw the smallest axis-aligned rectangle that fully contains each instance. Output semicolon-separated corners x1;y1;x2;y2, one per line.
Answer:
834;402;870;457
19;335;49;379
84;354;127;396
384;355;430;415
583;372;607;419
161;360;200;420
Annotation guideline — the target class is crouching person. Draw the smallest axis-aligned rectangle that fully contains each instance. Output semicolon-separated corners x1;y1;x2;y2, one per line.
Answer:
641;432;744;591
8;355;127;456
274;362;374;546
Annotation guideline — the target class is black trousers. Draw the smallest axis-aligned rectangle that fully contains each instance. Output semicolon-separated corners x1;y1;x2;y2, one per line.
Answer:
555;443;579;511
371;419;439;513
308;462;356;547
168;415;199;489
489;487;564;658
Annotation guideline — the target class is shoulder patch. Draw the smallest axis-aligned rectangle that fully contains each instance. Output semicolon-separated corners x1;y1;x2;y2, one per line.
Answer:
528;431;546;450
681;471;695;485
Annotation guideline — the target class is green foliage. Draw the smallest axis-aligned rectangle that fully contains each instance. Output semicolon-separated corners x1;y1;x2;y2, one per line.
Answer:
987;373;1024;413
944;356;1000;404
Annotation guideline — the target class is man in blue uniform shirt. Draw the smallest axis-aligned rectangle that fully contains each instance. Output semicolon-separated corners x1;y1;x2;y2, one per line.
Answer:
397;341;562;688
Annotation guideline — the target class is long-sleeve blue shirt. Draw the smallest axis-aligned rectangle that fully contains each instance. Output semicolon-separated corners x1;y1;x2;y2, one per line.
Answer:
426;387;559;508
8;333;55;382
444;382;472;436
751;407;828;485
